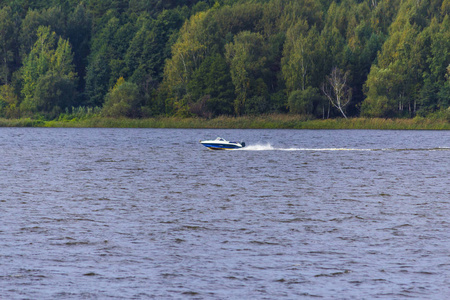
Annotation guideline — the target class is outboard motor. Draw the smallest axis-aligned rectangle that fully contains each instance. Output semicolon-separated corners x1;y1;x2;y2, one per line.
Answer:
241;141;245;148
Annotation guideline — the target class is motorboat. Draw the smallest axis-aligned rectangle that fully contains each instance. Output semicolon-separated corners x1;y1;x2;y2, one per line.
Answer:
200;137;245;150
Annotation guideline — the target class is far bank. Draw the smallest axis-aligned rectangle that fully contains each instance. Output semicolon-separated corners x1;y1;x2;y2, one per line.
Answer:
0;115;449;130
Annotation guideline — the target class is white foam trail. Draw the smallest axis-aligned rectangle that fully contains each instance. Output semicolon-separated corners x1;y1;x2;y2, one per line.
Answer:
240;145;450;151
241;143;374;151
241;143;275;151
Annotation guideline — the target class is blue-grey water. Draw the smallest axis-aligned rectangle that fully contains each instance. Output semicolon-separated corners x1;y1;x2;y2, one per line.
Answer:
0;128;449;299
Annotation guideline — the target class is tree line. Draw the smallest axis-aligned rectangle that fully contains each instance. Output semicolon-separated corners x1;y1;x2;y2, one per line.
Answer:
0;0;448;120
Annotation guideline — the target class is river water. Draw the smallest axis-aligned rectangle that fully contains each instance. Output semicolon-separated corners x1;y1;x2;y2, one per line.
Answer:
0;128;449;299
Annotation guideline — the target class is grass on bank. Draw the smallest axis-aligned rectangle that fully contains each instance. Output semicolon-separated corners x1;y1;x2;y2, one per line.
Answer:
0;114;449;129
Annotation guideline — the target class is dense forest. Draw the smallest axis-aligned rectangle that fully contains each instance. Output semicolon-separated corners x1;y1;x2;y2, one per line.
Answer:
0;0;449;120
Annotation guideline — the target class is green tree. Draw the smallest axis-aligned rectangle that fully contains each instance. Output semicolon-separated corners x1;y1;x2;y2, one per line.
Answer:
363;0;438;117
19;9;42;59
21;26;56;108
282;21;319;93
85;46;111;107
85;14;135;106
66;3;92;97
32;72;77;116
125;8;186;88
0;84;19;118
187;53;234;116
211;2;264;37
0;6;17;85
225;31;267;115
421;16;450;112
87;0;129;21
439;65;450;108
102;77;143;118
128;0;205;16
362;65;400;117
20;26;77;115
288;86;325;117
164;11;209;88
19;7;67;60
162;10;210;114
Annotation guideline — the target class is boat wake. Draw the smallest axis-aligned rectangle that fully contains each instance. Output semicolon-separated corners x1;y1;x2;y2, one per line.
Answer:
241;143;450;152
241;143;372;151
241;143;276;151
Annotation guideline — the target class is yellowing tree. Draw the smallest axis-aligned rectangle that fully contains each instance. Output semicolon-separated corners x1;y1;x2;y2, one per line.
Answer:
162;11;210;115
164;11;209;88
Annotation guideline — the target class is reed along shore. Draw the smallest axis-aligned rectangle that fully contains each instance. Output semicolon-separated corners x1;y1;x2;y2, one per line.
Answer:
1;115;449;130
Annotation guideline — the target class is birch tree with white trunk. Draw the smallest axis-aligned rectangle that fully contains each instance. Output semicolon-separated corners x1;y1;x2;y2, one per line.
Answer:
321;67;352;118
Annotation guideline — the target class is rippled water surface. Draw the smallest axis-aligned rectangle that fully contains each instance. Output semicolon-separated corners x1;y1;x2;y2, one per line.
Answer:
1;128;449;299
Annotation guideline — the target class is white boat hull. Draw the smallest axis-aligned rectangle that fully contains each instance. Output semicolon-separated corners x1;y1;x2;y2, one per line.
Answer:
200;137;245;150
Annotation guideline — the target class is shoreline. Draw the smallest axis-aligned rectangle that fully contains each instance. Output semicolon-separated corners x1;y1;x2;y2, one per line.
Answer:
0;115;449;130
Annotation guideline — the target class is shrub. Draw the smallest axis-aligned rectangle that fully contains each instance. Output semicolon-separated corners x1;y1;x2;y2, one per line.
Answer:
288;87;324;116
102;77;143;118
